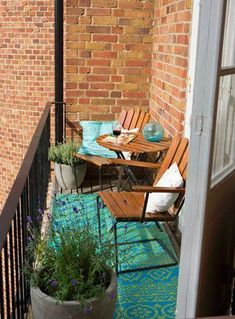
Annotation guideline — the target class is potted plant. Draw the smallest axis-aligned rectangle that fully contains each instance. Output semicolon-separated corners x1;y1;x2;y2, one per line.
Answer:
25;214;117;319
49;140;87;190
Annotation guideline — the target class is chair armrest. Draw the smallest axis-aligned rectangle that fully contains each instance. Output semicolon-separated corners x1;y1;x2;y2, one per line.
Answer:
107;158;161;169
132;185;185;193
74;153;110;166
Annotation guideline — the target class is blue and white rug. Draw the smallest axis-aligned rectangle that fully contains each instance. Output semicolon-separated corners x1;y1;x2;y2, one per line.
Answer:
52;193;178;319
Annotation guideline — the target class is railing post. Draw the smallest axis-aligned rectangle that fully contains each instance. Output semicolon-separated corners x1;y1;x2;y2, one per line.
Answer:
55;0;64;143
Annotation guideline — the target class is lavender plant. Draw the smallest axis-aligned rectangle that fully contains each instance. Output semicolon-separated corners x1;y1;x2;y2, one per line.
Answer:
24;209;115;309
48;140;83;166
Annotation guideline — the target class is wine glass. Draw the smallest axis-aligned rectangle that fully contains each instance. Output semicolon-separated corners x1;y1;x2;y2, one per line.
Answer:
112;122;122;143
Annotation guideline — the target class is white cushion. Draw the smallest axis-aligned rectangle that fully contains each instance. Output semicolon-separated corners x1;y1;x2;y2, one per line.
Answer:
146;162;183;213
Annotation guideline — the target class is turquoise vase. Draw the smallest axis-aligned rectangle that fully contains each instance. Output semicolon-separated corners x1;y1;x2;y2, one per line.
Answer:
143;123;164;142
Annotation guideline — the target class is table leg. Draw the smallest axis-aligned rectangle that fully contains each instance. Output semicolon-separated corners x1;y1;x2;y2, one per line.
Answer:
115;151;138;190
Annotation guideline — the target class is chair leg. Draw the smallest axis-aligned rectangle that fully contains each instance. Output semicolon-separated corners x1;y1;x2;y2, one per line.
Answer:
115;221;178;274
155;237;178;267
117;237;178;274
99;167;102;191
113;222;119;275
96;196;102;241
155;221;162;232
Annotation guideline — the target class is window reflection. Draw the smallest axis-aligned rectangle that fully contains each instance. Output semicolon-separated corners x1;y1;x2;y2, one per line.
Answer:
221;0;235;68
212;75;235;181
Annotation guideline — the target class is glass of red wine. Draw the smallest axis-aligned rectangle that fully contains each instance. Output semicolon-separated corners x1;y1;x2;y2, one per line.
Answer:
112;122;122;143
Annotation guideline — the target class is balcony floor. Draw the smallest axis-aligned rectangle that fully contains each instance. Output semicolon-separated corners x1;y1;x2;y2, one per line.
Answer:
52;192;178;319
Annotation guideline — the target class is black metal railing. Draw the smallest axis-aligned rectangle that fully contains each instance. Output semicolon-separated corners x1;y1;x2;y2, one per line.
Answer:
52;101;66;143
0;102;51;319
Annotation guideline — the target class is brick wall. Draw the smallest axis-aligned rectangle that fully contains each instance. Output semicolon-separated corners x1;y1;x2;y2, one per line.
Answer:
65;0;154;135
64;0;192;138
0;0;54;211
150;0;192;137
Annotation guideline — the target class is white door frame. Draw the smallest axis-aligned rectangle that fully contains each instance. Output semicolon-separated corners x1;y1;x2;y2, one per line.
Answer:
184;0;200;138
176;1;226;317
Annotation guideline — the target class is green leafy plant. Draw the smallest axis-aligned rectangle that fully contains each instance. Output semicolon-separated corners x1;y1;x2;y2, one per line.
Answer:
48;140;83;166
24;213;115;309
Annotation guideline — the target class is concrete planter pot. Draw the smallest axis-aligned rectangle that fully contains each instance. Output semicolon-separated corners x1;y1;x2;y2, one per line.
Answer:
31;270;117;319
54;162;87;190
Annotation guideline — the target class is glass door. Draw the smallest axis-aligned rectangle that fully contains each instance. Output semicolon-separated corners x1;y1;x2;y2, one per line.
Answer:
176;0;235;317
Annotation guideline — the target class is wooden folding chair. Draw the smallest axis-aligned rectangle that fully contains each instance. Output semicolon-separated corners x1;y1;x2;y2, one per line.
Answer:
75;109;150;190
97;137;189;274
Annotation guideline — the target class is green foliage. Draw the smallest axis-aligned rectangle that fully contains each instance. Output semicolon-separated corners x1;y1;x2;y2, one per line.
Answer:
24;220;115;307
48;140;83;166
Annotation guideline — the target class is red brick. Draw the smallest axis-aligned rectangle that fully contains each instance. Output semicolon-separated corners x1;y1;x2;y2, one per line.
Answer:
90;83;114;90
86;75;110;82
86;26;110;33
92;34;118;42
87;59;111;66
92;51;117;59
79;0;91;7
110;91;121;98
86;8;111;16
85;91;109;97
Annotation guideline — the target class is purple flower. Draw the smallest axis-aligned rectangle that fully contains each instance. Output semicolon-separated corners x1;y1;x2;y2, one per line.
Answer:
36;215;43;222
83;305;93;314
38;208;44;215
73;207;78;213
71;279;78;286
26;216;32;223
48;279;57;288
109;292;115;299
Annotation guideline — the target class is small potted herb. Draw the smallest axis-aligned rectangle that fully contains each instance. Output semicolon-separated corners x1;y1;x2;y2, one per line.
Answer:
25;210;117;319
48;140;87;190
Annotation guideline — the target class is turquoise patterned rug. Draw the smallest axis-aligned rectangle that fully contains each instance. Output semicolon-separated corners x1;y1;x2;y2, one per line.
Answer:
52;193;178;319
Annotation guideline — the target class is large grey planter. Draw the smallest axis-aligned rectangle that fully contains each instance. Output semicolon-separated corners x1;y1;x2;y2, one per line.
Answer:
55;163;87;190
31;270;117;319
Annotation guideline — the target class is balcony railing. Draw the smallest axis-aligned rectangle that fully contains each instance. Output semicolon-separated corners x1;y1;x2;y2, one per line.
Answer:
0;102;51;318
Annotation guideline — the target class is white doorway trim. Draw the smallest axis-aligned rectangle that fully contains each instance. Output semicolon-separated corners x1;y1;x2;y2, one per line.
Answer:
184;0;201;138
176;0;225;317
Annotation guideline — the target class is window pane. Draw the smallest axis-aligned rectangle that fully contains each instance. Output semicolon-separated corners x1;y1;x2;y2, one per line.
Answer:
221;0;235;68
212;74;235;182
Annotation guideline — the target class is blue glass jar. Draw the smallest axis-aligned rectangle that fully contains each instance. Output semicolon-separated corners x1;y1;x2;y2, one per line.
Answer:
142;122;164;142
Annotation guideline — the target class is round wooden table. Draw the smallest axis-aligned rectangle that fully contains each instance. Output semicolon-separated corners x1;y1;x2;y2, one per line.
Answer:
97;133;171;156
97;133;171;189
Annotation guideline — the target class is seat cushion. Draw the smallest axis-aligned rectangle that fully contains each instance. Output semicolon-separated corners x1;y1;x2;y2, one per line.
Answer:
146;162;183;213
78;121;117;158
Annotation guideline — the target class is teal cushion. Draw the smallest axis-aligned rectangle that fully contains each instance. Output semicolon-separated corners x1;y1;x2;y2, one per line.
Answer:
100;121;115;135
78;121;117;158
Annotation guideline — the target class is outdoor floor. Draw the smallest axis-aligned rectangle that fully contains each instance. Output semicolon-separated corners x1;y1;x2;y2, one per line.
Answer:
52;192;179;319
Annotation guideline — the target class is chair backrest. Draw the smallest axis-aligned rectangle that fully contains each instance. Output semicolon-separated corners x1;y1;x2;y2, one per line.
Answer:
154;136;189;213
154;137;189;183
118;109;150;131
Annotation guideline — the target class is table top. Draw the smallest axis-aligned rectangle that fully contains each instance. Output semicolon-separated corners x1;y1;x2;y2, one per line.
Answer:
97;133;171;154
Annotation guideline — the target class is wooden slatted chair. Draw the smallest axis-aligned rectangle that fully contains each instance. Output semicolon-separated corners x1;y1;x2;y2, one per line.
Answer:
97;136;189;274
75;109;150;190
